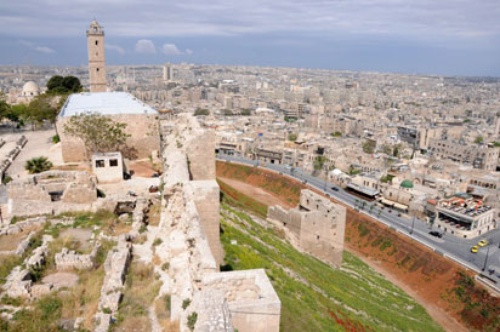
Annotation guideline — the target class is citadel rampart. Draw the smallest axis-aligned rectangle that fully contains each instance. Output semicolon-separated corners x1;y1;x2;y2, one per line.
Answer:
157;114;280;332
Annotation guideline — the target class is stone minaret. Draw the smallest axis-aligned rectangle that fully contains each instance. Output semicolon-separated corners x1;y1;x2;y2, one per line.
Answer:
86;20;107;92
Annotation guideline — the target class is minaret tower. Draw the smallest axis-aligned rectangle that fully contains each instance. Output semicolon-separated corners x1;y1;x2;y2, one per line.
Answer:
86;20;107;92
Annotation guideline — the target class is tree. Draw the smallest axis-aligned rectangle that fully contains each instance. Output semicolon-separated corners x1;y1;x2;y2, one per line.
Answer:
63;112;131;158
24;94;67;133
46;75;82;94
362;139;376;154
288;133;298;141
25;156;53;174
313;155;326;171
474;136;484;144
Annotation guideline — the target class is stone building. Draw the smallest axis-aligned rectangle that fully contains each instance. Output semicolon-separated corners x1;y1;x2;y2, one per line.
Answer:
56;92;160;162
268;189;346;267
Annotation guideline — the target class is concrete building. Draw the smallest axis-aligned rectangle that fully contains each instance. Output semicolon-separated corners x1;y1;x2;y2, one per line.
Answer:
91;152;124;183
429;139;500;171
268;189;346;267
87;20;107;92
426;194;496;239
57;92;160;162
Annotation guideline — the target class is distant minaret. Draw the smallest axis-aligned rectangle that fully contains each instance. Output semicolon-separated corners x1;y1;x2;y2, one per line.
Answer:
86;20;107;92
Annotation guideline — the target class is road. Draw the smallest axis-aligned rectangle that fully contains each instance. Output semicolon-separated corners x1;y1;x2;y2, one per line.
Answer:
217;154;500;289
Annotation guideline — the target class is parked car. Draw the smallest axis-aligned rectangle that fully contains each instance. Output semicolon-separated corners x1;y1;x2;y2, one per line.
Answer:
331;187;339;191
478;239;489;247
429;231;443;238
471;245;479;253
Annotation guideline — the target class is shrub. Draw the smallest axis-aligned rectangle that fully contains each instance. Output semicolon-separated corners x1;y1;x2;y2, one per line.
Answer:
51;135;60;144
182;298;191;310
187;312;198;331
153;238;163;246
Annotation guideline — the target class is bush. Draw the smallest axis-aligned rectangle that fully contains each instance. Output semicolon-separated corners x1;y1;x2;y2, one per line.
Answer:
51;135;60;144
187;312;198;331
182;298;191;310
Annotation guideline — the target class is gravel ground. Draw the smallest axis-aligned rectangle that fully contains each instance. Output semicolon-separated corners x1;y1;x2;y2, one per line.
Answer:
0;129;63;180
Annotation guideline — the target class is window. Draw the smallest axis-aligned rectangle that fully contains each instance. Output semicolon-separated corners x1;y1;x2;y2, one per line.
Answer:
110;159;118;167
96;160;105;168
96;68;100;72
95;40;99;46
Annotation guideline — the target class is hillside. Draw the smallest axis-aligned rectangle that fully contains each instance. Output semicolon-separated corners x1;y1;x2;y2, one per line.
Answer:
221;202;443;331
216;161;500;332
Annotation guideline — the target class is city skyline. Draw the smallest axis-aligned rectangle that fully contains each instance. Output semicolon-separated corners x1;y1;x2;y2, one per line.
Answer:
1;0;499;77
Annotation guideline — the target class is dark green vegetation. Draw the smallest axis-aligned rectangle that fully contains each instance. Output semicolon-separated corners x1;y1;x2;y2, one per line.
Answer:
46;75;82;94
25;156;53;174
220;202;443;332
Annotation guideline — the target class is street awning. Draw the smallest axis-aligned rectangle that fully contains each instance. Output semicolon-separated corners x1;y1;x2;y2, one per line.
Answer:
393;202;409;211
379;198;394;206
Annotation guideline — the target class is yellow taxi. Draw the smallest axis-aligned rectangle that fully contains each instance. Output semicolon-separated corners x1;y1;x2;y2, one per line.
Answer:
470;245;479;253
478;239;489;247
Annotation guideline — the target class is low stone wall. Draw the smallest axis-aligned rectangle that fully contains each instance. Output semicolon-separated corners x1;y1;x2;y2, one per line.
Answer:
94;238;132;332
55;242;101;271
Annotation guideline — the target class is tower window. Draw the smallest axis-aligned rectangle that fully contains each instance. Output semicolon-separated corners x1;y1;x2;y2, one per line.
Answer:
95;40;98;46
96;68;100;72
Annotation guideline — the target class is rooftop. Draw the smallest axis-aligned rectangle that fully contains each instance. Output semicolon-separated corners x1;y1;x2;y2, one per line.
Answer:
59;92;157;118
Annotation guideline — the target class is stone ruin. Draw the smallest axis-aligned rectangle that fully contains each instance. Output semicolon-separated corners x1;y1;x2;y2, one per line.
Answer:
94;238;132;332
267;189;347;267
6;170;98;218
156;114;281;332
3;234;53;300
55;242;101;271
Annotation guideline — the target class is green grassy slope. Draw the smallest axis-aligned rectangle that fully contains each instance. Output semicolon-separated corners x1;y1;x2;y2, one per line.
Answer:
220;203;443;332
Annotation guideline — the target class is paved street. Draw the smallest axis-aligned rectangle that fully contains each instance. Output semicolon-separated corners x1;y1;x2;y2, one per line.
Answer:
217;154;500;289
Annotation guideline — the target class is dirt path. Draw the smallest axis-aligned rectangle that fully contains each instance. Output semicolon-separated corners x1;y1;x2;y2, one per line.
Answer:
218;177;291;208
220;177;467;332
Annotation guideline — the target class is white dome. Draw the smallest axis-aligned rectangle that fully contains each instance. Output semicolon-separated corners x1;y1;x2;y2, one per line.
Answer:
22;81;40;93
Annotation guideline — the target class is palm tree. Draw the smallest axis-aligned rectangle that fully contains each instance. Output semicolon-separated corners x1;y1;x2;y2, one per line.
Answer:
25;156;53;174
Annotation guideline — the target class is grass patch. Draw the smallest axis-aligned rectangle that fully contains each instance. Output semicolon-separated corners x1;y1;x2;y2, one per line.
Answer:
4;294;62;331
220;203;443;332
113;261;161;331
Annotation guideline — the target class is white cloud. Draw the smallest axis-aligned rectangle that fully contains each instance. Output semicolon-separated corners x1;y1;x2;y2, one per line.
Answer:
162;43;182;55
185;48;193;55
106;44;125;55
3;0;500;42
134;39;156;54
18;39;55;53
34;46;55;54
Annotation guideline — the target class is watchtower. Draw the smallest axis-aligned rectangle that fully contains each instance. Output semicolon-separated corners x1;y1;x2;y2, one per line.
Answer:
86;20;107;92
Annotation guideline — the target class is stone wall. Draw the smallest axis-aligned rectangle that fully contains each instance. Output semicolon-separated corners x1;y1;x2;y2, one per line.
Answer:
57;113;160;162
6;171;98;219
201;269;281;332
188;181;223;267
267;189;346;267
158;114;280;332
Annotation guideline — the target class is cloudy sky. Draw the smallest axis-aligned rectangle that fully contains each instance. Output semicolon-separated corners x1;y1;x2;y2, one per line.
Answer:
1;0;499;76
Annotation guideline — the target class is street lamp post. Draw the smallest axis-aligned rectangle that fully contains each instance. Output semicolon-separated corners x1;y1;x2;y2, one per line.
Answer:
410;215;416;234
481;245;491;272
